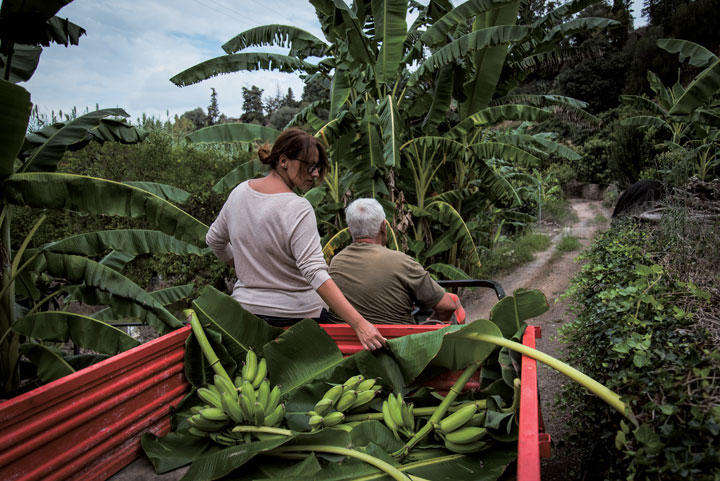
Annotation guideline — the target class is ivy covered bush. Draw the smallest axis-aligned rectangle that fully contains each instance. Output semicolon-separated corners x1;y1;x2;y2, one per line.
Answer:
559;215;720;480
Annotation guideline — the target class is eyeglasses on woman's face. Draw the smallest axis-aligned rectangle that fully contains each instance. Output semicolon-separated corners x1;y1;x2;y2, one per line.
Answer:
289;158;320;175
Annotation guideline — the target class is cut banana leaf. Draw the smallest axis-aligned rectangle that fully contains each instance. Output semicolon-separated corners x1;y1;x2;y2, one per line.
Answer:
192;286;282;364
12;311;139;355
489;288;548;338
122;181;191;204
433;320;503;370
141;432;216;475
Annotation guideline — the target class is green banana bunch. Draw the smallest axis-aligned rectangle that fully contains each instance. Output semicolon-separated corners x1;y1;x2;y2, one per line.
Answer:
242;349;258;382
385;393;415;437
434;402;491;454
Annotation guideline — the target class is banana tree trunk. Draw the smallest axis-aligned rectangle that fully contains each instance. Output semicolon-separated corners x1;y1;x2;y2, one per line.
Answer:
1;206;19;392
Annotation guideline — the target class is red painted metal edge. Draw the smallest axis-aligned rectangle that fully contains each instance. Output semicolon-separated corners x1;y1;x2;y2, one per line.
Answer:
517;325;542;481
0;325;192;481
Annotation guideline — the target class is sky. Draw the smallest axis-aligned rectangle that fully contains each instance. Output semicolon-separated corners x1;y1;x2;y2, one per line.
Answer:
23;0;648;124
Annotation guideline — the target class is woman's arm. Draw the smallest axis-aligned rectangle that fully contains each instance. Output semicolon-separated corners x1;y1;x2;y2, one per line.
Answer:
316;279;387;351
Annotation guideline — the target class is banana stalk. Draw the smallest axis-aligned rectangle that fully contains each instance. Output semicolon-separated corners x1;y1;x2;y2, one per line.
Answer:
394;360;483;457
185;309;232;384
271;445;426;481
462;332;638;425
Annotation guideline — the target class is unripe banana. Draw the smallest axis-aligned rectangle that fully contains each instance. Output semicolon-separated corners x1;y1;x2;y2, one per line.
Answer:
233;375;244;388
253;402;265;426
254;432;286;441
381;400;398;432
314;397;334;416
308;414;324;430
241;380;256;406
256;379;270;411
221;391;245;424
322;411;345;427
350;389;376;410
197;387;223;409
444;426;488;444
388;394;405;427
335;389;357;412
265;385;282;416
264;403;285;427
206;383;222;399
239;390;255;421
214;374;237;397
401;403;414;430
438;404;477;433
343;374;364;391
444;439;489;454
466;412;486;427
252;358;267;389
356;378;376;392
187;414;226;431
199;407;230;422
322;384;344;406
209;432;236;446
187;426;209;438
243;349;257;382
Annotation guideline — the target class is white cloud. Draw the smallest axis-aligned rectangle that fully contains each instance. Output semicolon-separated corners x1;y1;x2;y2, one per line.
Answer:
23;0;322;121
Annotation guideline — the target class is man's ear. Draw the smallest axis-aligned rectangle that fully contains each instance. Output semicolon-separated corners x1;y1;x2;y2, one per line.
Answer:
379;222;387;234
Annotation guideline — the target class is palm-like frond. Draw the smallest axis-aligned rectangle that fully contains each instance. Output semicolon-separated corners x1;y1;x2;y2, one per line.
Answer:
222;25;329;58
170;53;318;87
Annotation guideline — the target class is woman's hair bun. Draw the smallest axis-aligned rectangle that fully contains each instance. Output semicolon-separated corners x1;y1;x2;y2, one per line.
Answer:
257;142;272;163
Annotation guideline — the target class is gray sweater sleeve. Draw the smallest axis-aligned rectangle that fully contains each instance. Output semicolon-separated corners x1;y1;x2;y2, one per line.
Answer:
205;198;234;263
290;202;331;290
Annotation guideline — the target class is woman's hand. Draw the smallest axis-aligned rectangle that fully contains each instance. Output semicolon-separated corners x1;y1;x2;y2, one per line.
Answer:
353;319;387;351
316;279;387;351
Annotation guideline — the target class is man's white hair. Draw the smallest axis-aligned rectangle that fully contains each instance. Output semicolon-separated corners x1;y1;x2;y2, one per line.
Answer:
345;198;385;240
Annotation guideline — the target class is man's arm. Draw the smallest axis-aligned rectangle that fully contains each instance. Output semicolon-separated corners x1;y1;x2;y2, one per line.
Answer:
430;292;462;323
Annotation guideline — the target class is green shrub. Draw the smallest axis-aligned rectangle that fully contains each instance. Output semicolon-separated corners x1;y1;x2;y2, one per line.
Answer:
559;219;720;480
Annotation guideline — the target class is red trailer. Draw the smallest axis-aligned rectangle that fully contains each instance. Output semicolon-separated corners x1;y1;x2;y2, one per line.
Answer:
0;321;549;481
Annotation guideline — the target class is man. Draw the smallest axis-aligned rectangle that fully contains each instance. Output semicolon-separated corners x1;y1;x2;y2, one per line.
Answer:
329;198;463;324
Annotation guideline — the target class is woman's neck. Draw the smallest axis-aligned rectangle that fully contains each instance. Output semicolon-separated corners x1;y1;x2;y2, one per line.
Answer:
249;170;295;194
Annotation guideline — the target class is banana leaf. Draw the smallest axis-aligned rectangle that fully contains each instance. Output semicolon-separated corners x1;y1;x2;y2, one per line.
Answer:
0;44;41;83
372;0;408;84
12;311;139;354
470;142;541;166
619;95;667;116
0;79;31;176
426;200;482;273
330;64;351;119
620;116;671;131
21;108;132;172
420;0;516;46
378;95;402;167
41;229;207;257
19;343;74;383
192;286;283;363
489;288;548;338
170;52;318;87
4;172;209;246
187;123;280;144
41;252;182;332
122;181;191;204
410;25;531;84
495;93;588;109
490;134;581;161
657;38;718;68
422;65;454;134
540;17;617;44
669;59;720;116
90;283;194;322
212;159;265;193
427;263;472;280
263;319;345;396
287;100;329;131
222;25;329;58
433;319;502;370
323;227;352;262
448;105;551;138
141;432;219;474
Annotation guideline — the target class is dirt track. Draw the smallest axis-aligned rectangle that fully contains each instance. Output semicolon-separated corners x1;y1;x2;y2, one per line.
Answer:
460;198;612;480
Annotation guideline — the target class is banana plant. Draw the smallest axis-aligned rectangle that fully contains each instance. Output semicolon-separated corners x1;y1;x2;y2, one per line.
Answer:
0;1;210;392
169;0;612;277
620;39;720;181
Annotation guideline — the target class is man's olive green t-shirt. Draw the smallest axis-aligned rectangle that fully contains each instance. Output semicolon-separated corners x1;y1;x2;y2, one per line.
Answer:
328;243;445;324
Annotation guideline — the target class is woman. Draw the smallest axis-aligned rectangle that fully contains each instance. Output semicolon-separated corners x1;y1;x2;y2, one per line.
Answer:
206;128;386;351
